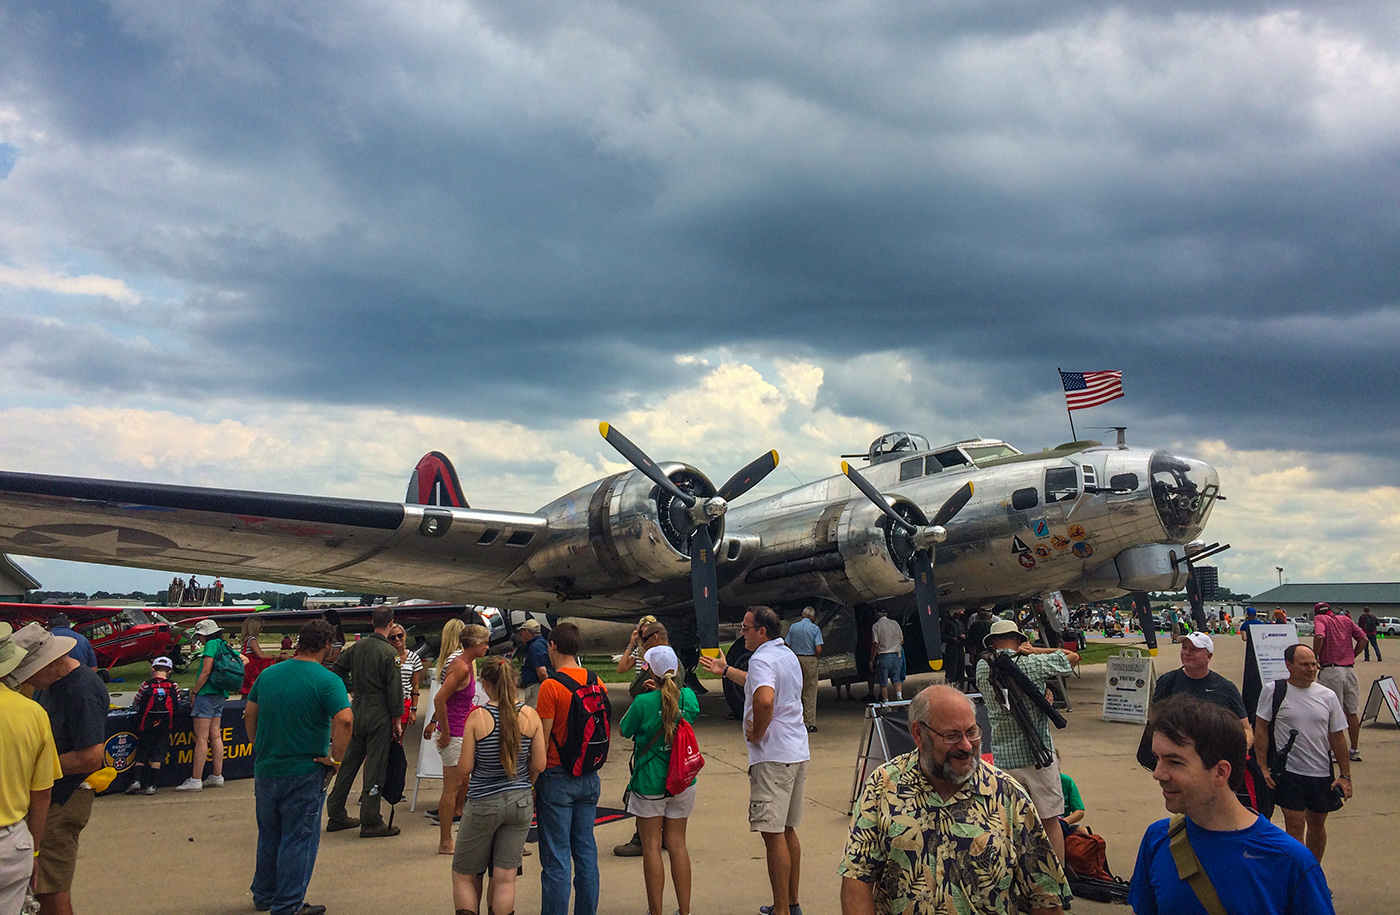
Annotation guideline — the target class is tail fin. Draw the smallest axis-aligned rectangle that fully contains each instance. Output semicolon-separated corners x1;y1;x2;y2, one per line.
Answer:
406;452;470;508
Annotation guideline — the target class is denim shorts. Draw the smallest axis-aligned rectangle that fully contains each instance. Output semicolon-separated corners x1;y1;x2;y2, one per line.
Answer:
192;693;226;719
875;652;903;685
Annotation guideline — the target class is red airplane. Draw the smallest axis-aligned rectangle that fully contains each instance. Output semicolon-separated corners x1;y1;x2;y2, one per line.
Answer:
0;603;184;674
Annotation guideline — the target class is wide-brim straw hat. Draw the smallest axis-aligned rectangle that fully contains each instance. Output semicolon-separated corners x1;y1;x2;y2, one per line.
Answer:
0;623;23;680
5;622;77;686
984;618;1028;648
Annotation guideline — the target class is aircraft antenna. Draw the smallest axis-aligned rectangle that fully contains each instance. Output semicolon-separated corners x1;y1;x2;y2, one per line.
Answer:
784;466;807;488
958;414;982;440
1088;426;1129;448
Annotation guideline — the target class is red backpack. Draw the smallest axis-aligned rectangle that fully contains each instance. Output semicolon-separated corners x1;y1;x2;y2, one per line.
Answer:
665;719;704;795
137;678;180;730
1064;830;1112;882
550;671;612;776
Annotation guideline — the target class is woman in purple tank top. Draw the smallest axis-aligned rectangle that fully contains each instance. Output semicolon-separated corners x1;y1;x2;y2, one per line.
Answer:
427;623;490;855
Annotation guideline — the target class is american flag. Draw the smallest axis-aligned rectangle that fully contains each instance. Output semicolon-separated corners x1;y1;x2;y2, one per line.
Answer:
1059;370;1124;411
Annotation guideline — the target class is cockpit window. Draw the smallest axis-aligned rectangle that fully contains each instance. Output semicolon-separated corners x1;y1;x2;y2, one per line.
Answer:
1150;450;1219;539
965;444;1020;463
900;458;923;482
923;456;943;475
1045;467;1079;503
933;450;970;469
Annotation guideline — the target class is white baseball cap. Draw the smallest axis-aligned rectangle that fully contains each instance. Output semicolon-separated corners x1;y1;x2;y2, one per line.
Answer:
152;656;174;670
1183;631;1215;652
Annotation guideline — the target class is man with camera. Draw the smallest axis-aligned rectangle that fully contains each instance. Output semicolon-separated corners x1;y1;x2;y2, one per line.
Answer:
1253;644;1352;863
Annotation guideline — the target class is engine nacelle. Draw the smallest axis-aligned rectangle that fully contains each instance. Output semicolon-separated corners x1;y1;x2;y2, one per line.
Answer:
517;463;718;596
1079;543;1187;594
833;496;928;603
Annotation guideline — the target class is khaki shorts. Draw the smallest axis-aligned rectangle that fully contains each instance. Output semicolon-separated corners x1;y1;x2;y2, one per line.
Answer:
627;782;698;820
36;787;94;894
438;736;464;768
1005;761;1064;821
1318;665;1360;716
452;787;534;875
748;761;806;833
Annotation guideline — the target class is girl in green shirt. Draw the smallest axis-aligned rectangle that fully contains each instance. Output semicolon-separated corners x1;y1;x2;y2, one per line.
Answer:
618;646;700;915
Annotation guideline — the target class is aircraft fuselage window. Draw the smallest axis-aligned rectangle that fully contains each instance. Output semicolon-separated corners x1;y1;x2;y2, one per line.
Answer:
900;458;923;482
934;450;969;469
1110;472;1139;492
1012;487;1039;511
924;456;943;475
1045;467;1079;504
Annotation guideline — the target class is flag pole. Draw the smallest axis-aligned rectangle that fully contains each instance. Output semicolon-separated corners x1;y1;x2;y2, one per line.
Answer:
1058;367;1077;441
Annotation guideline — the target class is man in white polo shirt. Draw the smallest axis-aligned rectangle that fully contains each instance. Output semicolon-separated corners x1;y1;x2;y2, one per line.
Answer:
702;606;810;915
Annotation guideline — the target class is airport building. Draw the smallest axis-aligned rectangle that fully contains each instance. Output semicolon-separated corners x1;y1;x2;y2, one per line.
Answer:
0;554;39;602
1247;582;1400;620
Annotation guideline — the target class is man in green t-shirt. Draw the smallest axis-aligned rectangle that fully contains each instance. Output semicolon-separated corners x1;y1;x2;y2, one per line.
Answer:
245;620;351;915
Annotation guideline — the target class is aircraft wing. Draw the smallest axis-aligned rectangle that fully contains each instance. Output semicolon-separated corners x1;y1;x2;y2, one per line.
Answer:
0;472;553;607
0;602;127;625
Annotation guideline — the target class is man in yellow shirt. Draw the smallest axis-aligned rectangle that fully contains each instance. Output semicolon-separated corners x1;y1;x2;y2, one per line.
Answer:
0;622;63;915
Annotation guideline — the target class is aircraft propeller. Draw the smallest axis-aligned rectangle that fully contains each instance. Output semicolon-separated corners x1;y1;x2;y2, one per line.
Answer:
841;461;974;670
600;423;779;658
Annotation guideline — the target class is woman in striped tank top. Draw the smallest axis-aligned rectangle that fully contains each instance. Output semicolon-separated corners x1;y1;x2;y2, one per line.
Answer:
452;655;546;915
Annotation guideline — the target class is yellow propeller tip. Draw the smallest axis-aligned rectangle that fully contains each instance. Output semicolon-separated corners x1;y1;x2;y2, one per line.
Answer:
841;460;851;474
599;422;610;436
771;450;780;465
700;648;722;659
927;660;943;671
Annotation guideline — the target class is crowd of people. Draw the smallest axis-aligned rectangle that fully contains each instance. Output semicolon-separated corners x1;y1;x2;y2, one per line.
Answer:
0;596;1384;915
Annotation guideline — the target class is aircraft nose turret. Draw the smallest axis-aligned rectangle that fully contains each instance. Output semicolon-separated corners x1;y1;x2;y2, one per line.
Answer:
1148;450;1221;542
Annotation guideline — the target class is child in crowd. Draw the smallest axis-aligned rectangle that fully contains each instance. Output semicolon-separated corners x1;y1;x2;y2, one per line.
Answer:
125;656;182;795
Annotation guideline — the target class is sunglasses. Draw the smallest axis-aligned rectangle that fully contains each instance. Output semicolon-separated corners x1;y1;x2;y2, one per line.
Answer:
389;634;406;642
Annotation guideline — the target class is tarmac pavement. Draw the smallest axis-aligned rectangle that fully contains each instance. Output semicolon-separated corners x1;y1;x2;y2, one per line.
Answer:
73;634;1399;914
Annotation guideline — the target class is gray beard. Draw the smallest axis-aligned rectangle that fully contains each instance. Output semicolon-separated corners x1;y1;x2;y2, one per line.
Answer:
921;751;978;786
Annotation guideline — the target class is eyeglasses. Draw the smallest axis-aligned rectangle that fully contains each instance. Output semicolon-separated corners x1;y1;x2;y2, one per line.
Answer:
918;723;981;745
389;634;406;642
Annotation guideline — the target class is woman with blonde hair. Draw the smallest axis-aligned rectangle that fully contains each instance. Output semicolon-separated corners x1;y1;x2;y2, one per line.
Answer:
452;656;546;915
426;622;490;854
238;615;274;695
618;645;699;915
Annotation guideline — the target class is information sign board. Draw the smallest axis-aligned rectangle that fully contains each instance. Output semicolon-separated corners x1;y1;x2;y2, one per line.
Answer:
1102;649;1153;724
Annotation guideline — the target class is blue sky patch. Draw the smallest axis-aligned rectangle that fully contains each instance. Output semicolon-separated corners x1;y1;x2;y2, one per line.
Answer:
0;144;16;180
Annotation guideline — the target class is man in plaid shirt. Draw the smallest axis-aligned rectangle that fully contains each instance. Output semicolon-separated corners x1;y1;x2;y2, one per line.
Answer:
975;619;1079;866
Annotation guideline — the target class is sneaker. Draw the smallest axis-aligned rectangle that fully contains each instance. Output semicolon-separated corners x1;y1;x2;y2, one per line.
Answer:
144;784;158;796
758;906;802;915
295;906;327;915
204;775;225;787
805;725;818;733
174;778;203;792
1349;748;1362;762
124;781;144;796
424;808;439;819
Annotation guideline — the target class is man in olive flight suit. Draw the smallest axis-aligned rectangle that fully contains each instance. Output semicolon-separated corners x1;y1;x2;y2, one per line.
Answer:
325;606;404;837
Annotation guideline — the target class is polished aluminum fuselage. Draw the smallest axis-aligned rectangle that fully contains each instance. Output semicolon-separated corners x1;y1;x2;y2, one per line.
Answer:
0;438;1218;624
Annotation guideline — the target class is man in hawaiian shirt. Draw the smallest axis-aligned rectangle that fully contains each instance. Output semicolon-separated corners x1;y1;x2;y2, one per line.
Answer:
838;685;1068;915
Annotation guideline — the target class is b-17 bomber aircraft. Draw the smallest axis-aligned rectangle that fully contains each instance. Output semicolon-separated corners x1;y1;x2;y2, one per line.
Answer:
0;424;1221;670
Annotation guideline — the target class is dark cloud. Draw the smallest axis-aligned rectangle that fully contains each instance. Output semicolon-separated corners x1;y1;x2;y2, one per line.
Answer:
2;0;1399;462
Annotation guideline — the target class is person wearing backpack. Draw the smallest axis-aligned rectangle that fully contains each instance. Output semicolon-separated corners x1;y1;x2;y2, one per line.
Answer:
1130;695;1333;914
177;619;244;791
535;621;611;915
124;656;182;796
619;646;699;915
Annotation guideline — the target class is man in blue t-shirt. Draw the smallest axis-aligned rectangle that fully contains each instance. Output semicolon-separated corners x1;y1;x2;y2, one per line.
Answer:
786;606;824;732
245;620;352;915
517;618;552;707
1130;695;1333;915
47;614;97;668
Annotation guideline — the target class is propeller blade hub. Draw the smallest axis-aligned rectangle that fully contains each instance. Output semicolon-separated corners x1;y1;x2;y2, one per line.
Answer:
913;525;947;550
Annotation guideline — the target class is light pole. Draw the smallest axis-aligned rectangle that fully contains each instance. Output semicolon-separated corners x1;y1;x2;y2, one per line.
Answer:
1276;567;1283;587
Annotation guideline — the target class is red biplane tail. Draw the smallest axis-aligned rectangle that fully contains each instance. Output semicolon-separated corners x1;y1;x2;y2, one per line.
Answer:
406;452;470;508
